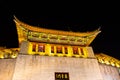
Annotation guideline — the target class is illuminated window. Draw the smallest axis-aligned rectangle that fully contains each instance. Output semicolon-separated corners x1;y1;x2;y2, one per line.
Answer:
32;43;36;52
56;46;62;54
73;47;79;55
80;48;84;55
51;45;54;53
64;47;68;54
38;44;45;52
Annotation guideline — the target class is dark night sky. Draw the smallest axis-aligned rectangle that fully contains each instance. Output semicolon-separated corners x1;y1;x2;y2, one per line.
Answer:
0;1;120;60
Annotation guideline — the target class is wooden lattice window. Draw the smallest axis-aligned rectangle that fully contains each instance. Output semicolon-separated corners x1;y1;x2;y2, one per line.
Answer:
73;47;79;55
56;46;62;54
38;44;45;52
51;45;54;53
32;43;36;52
80;48;84;55
64;47;68;54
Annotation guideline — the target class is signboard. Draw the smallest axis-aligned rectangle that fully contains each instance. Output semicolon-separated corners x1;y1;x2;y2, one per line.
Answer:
55;72;69;80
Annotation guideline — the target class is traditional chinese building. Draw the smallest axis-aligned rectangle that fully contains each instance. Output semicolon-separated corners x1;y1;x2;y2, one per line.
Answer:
0;17;120;80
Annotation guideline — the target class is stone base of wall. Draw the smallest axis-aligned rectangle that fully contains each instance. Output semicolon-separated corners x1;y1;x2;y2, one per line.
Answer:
12;54;103;80
99;63;120;80
0;59;16;80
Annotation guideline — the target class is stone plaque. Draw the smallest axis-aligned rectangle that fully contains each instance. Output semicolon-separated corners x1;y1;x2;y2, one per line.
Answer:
55;72;69;80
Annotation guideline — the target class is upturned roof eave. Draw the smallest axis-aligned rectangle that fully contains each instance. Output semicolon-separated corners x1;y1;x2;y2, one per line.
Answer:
14;16;101;37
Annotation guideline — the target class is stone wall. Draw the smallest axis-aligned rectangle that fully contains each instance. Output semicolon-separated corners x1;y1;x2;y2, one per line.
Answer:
0;59;16;80
12;55;103;80
2;54;119;80
99;63;120;80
